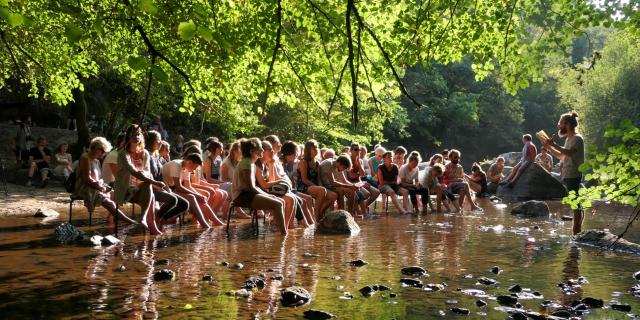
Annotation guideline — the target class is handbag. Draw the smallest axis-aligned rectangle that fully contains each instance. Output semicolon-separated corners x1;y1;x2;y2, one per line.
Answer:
267;181;290;196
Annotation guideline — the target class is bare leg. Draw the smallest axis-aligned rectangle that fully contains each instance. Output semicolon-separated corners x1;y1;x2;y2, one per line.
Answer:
365;187;380;207
399;188;410;212
250;194;287;235
136;183;162;235
296;193;315;225
178;193;211;228
102;198;137;224
318;190;338;219
282;194;296;229
387;191;405;214
307;186;327;219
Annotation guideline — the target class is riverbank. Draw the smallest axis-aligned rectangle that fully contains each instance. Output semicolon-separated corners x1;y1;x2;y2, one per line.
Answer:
0;182;70;217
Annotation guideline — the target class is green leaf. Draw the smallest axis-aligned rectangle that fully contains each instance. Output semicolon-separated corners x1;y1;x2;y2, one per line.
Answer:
197;27;213;42
127;56;148;71
64;24;84;43
7;13;23;27
151;65;168;82
139;0;158;15
0;0;8;7
177;21;197;41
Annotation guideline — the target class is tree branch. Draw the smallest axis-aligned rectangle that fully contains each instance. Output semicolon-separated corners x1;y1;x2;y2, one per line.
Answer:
307;0;347;37
328;58;349;121
396;0;429;62
346;0;358;126
309;0;335;78
430;0;461;61
359;39;382;114
351;5;424;108
14;43;49;77
133;25;196;95
281;46;323;112
261;0;283;113
0;30;25;80
139;54;156;125
503;0;519;64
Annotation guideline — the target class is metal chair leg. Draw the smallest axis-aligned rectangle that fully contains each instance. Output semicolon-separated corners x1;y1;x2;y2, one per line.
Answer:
226;206;234;234
69;200;73;223
115;203;119;235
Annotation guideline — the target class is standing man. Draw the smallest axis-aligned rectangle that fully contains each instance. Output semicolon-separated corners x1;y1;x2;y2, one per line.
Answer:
544;112;585;234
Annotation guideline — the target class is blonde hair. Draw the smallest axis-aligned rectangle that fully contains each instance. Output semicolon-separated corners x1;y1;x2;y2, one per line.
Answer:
89;137;112;153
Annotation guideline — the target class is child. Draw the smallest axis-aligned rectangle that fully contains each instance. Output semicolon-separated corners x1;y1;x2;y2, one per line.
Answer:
466;162;488;196
501;134;537;187
424;164;458;212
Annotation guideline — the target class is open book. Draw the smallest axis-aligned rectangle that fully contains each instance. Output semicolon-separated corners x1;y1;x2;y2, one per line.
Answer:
536;130;550;143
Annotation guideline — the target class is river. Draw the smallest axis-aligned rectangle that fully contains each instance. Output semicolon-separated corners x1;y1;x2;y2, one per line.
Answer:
0;200;638;319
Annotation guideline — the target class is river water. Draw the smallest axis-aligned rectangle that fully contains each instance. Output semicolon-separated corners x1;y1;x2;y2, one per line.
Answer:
0;200;638;319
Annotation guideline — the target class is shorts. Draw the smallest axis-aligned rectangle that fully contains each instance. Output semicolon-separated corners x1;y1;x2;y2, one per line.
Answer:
233;192;258;207
36;162;50;173
448;182;466;194
355;190;365;201
323;184;337;192
380;184;401;194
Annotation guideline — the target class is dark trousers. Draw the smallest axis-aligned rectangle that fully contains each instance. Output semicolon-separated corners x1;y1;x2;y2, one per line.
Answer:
153;188;189;220
406;186;429;206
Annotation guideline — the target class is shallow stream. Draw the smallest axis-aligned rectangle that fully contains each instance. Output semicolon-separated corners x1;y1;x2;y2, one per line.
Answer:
0;200;638;319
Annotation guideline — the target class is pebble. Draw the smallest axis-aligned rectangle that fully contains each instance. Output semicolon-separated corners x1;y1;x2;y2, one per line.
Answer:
490;266;502;275
450;307;470;315
611;303;632;312
401;266;428;276
201;275;213;281
153;269;175;281
233;263;244;270
508;284;522;293
445;299;458;304
271;274;284;281
475;300;487;307
477;277;498;286
303;309;335;320
400;278;423;288
581;297;604;308
303;252;319;258
221;261;229;266
389;292;397;298
497;295;518;306
560;215;573;221
348;259;368;267
634;271;640;281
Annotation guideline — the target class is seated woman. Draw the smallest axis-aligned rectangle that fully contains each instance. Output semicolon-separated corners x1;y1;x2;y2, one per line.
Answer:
115;124;168;234
265;137;315;226
256;140;309;228
203;140;224;183
52;143;73;179
147;130;189;224
377;151;410;214
159;141;171;162
163;153;220;227
75;137;137;225
297;140;337;220
399;152;430;213
535;147;554;172
232;138;287;235
367;147;386;187
424;163;457;212
443;149;481;211
183;145;228;215
347;143;379;214
466;162;488;195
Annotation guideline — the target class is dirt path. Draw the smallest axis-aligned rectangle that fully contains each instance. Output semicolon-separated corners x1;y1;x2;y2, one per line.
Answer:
0;183;72;217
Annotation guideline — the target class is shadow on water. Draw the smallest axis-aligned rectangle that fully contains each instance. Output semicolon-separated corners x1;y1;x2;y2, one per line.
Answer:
0;200;639;319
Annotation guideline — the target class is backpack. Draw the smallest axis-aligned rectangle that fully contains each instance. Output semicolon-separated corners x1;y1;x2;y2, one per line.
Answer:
64;170;76;193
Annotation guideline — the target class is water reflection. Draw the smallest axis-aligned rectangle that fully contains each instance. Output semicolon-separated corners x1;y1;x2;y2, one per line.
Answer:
0;200;638;318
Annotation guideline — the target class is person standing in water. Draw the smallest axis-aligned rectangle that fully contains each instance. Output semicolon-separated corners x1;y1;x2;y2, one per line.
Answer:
543;112;585;234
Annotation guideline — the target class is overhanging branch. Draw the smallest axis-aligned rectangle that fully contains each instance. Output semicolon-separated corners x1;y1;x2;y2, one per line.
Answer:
346;0;358;126
351;5;424;108
261;0;283;113
0;30;25;80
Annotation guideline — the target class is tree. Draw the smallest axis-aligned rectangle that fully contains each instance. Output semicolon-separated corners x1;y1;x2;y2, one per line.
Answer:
0;0;636;147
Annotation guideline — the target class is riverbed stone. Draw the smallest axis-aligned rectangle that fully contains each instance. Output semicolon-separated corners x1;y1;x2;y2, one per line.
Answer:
401;266;428;276
574;229;640;255
510;200;550;217
611;303;632;312
450;307;470;315
348;259;368;267
303;309;335;319
632;284;640;297
477;277;498;286
508;284;522;293
243;277;266;290
153;269;175;281
497;295;518;306
281;286;311;307
497;164;568;201
581;297;603;308
359;285;377;297
54;222;84;243
317;210;361;235
476;299;487;307
202;275;213;281
634;271;640;281
424;283;445;291
101;235;120;246
400;278;423;287
490;266;502;274
233;263;244;270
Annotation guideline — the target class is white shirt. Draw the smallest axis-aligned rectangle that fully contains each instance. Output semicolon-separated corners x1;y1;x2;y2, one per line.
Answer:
399;163;419;184
162;160;190;187
101;149;119;184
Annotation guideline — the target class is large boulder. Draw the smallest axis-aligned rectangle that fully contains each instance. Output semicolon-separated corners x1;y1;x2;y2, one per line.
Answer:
317;210;360;235
495;152;522;167
281;286;311;307
497;163;567;201
574;230;640;255
510;200;550;217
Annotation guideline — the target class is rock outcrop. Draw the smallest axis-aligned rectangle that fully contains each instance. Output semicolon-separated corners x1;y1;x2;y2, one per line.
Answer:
317;210;360;235
574;229;640;255
497;163;567;201
510;200;550;217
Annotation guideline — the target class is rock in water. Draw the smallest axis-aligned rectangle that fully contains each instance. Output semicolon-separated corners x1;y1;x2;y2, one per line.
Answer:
243;277;266;290
316;210;361;235
633;271;640;281
490;266;502;275
476;300;487;307
101;235;120;246
54;223;84;243
508;284;523;293
574;229;640;255
359;285;377;297
611;304;632;312
153;269;175;281
281;286;311;307
303;310;335;319
85;235;104;246
510;200;550;217
348;259;368;267
401;266;428;276
497;164;568;201
400;278;423;288
497;295;518;306
632;284;640;297
477;277;498;286
202;275;213;281
34;209;47;217
450;307;470;315
581;297;603;308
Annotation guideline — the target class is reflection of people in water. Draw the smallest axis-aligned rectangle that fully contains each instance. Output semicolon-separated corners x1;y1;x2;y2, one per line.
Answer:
559;246;583;305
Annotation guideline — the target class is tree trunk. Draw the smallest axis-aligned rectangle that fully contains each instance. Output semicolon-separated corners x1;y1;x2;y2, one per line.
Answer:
73;89;90;158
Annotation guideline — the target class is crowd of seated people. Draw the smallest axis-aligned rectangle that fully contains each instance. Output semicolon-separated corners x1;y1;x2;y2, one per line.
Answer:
59;124;503;236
